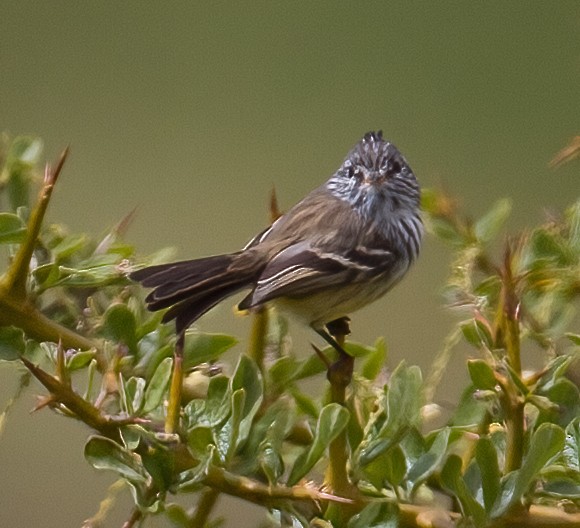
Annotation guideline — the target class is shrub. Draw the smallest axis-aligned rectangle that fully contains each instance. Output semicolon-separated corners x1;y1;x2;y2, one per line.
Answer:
0;135;579;527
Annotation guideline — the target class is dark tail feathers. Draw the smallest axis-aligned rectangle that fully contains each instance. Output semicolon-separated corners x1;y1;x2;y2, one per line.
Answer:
130;253;256;333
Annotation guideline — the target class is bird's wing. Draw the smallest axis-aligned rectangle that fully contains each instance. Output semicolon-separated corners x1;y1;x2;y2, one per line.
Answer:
238;240;395;309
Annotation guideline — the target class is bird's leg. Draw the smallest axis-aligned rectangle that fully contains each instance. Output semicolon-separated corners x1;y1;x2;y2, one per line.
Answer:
326;316;351;343
320;316;353;391
315;316;351;355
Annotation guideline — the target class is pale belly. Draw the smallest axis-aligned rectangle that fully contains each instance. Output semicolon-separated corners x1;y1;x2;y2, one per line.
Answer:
270;272;403;330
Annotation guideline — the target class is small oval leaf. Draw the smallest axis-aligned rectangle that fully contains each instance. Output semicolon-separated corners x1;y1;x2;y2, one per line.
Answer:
85;435;148;483
143;357;173;414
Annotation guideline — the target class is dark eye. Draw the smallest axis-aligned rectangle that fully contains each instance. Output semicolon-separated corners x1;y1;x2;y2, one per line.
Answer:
389;160;402;175
344;165;360;178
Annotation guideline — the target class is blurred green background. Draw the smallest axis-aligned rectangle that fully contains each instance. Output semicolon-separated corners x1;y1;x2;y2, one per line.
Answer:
1;2;579;527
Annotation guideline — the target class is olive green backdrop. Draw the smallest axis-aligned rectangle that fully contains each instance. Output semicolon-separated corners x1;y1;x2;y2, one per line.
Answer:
1;2;579;527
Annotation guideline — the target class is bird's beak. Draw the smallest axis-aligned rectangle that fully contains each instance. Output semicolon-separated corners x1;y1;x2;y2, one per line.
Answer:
364;172;384;186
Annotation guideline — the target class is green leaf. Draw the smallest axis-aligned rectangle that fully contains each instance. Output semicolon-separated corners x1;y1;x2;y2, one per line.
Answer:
135;331;172;379
50;233;89;260
361;337;387;381
536;378;580;427
342;341;378;358
142;357;173;414
567;199;580;251
431;217;465;247
122;376;146;415
165;503;192;527
294;347;338;380
407;427;452;492
474;198;511;243
536;355;574;391
259;439;284;486
526;394;560;414
530;229;568;263
542;478;580;500
461;319;494;350
467;359;497;391
120;425;144;451
358;362;422;466
83;358;98;400
4;136;42;210
565;333;580;346
492;423;565;517
399;427;427;469
441;455;487;527
184;375;231;429
475;437;501;512
215;420;232;463
407;427;457;492
229;355;263;447
182;332;237;369
141;442;174;491
187;426;215;458
504;361;529;397
50;263;124;288
363;444;407;490
176;445;216;492
268;355;301;387
6;136;42;164
563;418;580;473
289;387;320;418
225;388;246;461
102;303;138;353
0;326;25;361
0;213;26;244
84;435;148;483
339;341;379;359
450;384;491;427
287;403;350;485
347;501;398;528
245;398;294;457
66;350;96;371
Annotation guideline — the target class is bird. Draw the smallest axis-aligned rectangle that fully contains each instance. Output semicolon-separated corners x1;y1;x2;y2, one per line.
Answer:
130;131;422;350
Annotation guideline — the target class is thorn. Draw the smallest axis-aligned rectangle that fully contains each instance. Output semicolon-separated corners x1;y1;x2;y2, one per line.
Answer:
311;343;332;368
316;491;355;504
549;135;580;169
269;186;282;223
95;207;138;254
52;146;70;184
43;162;52;185
43;147;70;186
31;394;56;413
115;206;138;237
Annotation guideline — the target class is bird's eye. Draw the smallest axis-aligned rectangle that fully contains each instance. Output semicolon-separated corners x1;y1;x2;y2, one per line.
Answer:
344;165;359;179
382;158;403;177
390;160;402;174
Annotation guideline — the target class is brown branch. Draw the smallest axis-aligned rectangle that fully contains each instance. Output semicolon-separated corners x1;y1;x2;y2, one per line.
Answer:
2;148;69;298
189;488;221;527
20;356;133;441
203;465;351;509
323;317;361;526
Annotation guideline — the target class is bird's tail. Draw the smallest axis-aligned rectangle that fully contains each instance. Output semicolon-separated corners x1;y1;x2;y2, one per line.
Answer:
130;253;257;333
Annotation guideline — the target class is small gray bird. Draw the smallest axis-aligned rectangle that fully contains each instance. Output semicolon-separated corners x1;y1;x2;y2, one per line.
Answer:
130;131;422;344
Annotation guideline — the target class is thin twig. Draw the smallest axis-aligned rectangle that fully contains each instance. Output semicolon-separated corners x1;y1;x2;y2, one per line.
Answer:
165;332;184;434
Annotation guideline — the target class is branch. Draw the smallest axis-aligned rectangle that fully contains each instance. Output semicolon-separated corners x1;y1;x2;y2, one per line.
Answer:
2;148;69;298
0;146;98;352
20;356;136;440
203;465;352;509
323;317;361;526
